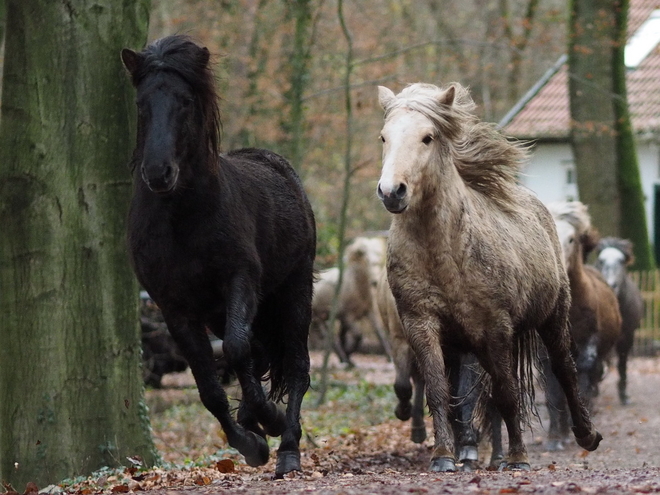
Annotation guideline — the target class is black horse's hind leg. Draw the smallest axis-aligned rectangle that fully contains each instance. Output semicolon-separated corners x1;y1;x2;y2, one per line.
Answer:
536;294;602;452
163;313;270;467
268;270;313;477
451;354;481;472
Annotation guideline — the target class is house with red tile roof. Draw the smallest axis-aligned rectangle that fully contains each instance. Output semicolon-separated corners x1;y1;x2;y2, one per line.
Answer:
502;0;660;246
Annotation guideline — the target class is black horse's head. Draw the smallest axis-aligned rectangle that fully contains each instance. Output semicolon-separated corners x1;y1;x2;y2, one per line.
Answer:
121;35;220;194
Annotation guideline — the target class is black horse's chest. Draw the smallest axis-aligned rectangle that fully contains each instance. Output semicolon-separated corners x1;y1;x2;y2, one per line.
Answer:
129;210;237;316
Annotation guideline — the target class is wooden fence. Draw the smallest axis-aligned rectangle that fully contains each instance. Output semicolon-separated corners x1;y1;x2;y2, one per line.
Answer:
629;270;660;356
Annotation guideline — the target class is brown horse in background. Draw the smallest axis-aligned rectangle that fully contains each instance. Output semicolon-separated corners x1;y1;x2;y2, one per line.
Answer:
376;82;601;472
545;202;622;450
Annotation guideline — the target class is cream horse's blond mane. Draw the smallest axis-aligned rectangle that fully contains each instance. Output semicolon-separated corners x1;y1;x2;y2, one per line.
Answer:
380;82;530;209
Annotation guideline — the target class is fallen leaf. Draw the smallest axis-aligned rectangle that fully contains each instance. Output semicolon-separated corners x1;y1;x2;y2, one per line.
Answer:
110;484;129;493
215;459;235;473
23;483;38;495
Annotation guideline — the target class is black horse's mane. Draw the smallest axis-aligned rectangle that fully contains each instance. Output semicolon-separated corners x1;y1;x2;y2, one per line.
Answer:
130;35;221;165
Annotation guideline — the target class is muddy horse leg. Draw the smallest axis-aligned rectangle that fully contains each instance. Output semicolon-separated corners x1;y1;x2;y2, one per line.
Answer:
164;313;270;467
537;293;602;451
403;315;455;472
541;352;570;451
481;338;530;471
410;365;427;444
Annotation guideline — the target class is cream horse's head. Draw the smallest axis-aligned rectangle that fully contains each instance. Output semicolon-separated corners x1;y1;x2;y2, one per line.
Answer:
376;83;458;214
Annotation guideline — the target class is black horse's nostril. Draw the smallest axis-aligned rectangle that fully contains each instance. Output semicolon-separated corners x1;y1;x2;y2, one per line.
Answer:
394;183;407;200
163;163;174;181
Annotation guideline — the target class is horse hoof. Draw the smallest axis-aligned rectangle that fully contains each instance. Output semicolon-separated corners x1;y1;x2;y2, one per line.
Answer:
241;432;270;467
395;402;412;421
489;458;506;472
274;450;301;478
575;429;602;452
411;425;427;444
459;460;479;472
430;457;457;472
545;439;565;452
262;402;287;437
505;462;531;471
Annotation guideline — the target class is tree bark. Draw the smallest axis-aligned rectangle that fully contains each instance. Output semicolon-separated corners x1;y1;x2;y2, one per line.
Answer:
568;0;621;237
281;0;314;173
0;1;156;488
612;0;654;269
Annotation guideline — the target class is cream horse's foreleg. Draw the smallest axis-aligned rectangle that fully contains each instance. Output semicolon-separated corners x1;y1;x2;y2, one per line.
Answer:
402;313;456;472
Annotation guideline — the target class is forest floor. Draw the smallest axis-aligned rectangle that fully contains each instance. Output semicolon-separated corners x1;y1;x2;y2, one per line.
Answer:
59;352;660;494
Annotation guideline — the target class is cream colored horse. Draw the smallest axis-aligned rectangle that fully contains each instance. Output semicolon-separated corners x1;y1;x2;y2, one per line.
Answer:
376;82;601;472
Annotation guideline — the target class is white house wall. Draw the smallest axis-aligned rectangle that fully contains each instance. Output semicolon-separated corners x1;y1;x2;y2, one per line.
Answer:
519;141;660;241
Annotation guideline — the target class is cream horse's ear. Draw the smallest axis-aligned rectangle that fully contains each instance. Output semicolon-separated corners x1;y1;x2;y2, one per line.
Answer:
378;86;396;110
439;84;456;106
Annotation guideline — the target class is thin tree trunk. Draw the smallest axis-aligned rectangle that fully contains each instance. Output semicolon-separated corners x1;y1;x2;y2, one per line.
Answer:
0;1;156;488
316;0;354;407
282;0;314;173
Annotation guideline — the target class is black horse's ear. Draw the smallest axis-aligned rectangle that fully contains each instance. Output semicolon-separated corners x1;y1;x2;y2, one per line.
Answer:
121;48;143;75
198;46;211;67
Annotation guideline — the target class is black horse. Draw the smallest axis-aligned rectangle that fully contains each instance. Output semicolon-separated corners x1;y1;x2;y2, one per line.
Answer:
121;35;316;477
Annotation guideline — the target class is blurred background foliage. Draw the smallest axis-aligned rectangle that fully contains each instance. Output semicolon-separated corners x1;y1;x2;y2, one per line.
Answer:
145;0;566;267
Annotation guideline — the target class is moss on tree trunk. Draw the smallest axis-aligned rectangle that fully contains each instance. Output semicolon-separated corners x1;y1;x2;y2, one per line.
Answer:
0;1;156;488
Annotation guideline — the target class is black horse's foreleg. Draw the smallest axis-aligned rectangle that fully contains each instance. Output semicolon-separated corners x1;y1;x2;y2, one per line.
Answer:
223;286;287;440
163;313;269;467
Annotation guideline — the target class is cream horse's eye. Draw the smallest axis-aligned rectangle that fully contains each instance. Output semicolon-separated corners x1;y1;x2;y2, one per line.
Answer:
422;135;433;145
379;135;386;143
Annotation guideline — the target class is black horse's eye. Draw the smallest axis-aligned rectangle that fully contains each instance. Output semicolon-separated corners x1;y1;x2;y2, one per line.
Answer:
422;135;433;145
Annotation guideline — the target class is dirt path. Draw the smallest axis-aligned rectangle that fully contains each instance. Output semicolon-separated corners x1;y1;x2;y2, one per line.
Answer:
109;355;660;494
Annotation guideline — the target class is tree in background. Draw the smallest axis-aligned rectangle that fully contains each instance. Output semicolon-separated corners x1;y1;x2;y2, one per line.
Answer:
568;0;653;268
0;1;156;488
280;0;316;173
612;0;654;268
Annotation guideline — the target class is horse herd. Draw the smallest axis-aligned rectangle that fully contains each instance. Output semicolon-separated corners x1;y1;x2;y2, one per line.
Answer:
122;35;644;477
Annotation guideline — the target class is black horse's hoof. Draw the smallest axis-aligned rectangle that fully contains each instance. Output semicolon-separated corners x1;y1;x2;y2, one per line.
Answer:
262;402;287;437
575;429;602;452
489;458;506;472
505;462;531;471
411;425;427;444
430;457;457;472
395;402;412;421
241;432;270;467
274;450;301;478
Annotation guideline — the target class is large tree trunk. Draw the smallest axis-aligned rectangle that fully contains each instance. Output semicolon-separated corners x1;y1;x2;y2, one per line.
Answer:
0;1;156;489
568;0;620;237
612;0;654;269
